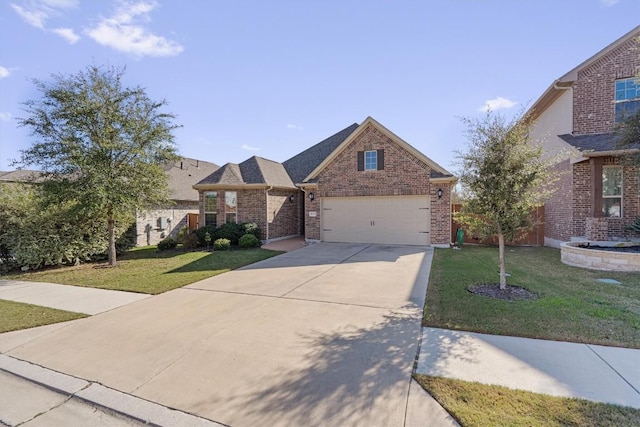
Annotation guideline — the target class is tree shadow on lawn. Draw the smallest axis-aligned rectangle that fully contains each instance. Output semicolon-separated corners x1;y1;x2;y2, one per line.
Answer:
191;306;425;427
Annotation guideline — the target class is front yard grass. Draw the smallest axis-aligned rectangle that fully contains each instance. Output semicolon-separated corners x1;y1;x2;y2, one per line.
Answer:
415;374;640;427
0;299;87;333
425;246;640;348
2;247;282;295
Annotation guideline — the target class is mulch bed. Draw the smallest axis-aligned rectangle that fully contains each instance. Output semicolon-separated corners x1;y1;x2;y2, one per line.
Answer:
468;283;538;301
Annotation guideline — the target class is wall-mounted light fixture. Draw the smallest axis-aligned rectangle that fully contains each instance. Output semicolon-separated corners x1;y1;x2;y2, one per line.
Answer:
289;194;295;203
308;192;315;201
437;188;443;199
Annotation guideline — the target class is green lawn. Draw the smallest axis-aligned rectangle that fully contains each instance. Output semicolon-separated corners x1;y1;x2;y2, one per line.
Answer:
2;246;282;295
0;299;87;333
425;246;640;348
415;375;640;427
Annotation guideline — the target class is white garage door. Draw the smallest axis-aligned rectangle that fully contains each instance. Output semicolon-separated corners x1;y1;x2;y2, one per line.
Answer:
321;196;431;245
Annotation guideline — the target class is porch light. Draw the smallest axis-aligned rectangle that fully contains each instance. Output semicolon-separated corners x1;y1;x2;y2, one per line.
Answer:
289;194;295;203
437;188;443;199
308;192;315;201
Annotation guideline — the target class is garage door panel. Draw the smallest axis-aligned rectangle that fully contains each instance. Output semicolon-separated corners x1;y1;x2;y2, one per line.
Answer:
321;196;430;246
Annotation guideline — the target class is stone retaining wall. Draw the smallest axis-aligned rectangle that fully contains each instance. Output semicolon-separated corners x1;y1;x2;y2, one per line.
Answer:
561;242;640;272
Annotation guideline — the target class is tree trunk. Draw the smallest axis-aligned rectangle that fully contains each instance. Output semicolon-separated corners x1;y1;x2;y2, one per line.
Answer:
498;232;506;289
108;209;117;266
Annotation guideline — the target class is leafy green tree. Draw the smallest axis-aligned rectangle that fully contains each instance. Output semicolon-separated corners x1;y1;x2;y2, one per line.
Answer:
0;183;108;269
455;110;555;289
16;65;180;266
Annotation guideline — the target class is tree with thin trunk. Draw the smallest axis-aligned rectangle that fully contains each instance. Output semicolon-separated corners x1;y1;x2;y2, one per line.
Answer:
455;110;555;289
16;64;180;266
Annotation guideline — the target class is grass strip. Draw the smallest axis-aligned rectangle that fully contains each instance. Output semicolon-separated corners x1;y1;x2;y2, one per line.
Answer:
415;374;640;427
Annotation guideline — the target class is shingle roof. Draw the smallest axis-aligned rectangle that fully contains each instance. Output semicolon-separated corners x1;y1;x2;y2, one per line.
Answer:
164;158;219;201
197;156;296;188
558;133;624;152
283;124;359;183
0;170;43;183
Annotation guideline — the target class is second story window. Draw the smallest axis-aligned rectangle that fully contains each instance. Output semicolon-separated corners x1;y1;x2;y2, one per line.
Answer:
615;78;640;122
364;150;377;170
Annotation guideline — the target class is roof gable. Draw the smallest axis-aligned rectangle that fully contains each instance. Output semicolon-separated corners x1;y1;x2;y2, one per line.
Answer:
303;116;453;182
529;25;640;120
196;156;295;189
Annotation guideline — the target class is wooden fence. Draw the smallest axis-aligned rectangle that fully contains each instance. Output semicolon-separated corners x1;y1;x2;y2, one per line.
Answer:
451;204;545;246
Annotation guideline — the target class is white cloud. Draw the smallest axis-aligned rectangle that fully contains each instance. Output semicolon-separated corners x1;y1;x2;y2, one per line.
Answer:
0;112;12;122
10;0;78;29
86;1;184;57
286;123;304;130
241;144;261;151
52;27;79;44
478;97;517;112
0;66;10;78
11;3;48;28
600;0;619;6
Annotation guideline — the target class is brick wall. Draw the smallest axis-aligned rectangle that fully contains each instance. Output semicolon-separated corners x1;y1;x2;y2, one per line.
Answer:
267;189;301;239
308;123;452;245
574;35;639;134
544;160;574;242
237;189;267;239
572;161;592;237
304;189;320;240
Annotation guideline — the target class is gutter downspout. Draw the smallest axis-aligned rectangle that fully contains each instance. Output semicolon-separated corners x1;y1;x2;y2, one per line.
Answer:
265;186;273;241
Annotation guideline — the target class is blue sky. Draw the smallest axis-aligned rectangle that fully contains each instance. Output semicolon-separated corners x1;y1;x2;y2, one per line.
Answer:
1;0;639;173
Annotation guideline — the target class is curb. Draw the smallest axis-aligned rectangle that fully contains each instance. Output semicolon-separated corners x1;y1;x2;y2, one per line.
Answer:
0;354;226;427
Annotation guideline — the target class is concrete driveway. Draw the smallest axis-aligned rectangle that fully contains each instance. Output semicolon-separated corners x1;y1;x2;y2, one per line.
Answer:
2;243;433;427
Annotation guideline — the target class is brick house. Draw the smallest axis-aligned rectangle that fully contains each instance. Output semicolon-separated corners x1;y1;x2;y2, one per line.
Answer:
527;25;640;247
135;158;219;246
194;117;456;246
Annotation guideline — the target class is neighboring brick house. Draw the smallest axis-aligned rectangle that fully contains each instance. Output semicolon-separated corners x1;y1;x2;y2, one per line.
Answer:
194;117;456;246
527;25;640;247
136;158;219;246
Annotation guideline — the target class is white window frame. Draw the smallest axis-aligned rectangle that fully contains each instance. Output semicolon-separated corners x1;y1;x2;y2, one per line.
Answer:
204;191;218;226
602;166;622;218
225;191;237;223
364;150;377;171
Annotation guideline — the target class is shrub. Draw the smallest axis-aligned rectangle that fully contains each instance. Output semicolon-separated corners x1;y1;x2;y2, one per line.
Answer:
243;222;261;239
215;222;245;245
157;237;177;251
239;233;260;248
213;238;231;251
627;217;640;234
195;225;217;247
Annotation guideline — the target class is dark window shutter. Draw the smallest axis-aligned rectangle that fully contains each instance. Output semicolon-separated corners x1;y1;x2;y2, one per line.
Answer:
377;149;384;170
357;151;364;171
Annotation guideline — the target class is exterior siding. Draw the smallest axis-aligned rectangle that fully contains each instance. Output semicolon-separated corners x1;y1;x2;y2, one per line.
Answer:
574;36;639;134
136;202;198;246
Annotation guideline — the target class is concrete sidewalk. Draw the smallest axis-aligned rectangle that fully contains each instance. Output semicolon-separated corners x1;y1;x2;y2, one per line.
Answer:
0;280;150;315
417;327;640;409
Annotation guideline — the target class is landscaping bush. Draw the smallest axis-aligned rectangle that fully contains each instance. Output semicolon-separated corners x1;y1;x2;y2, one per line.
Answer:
195;225;217;247
157;237;177;251
243;222;261;239
239;233;260;248
215;222;245;245
627;217;640;234
213;238;231;251
115;223;137;255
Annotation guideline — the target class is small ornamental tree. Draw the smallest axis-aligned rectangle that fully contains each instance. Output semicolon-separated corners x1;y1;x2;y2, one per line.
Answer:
16;65;180;266
455;110;556;289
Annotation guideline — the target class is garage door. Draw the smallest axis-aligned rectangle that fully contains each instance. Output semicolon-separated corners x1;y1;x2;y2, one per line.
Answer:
321;196;431;245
